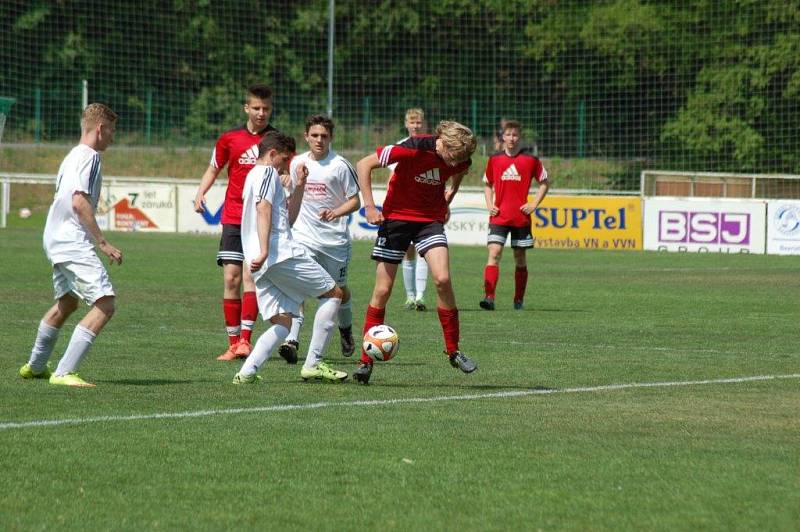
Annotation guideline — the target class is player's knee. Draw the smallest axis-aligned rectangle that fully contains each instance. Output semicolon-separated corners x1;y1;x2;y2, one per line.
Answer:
431;272;452;291
95;296;116;319
58;295;79;315
324;285;344;300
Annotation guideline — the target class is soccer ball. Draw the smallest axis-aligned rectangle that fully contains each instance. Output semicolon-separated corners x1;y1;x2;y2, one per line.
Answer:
363;324;399;362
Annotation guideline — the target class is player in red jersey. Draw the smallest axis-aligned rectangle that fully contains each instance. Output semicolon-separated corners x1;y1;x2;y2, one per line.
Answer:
353;120;478;384
194;84;279;361
480;120;550;311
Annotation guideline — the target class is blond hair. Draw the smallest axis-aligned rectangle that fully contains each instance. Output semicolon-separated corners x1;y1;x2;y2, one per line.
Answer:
405;108;425;121
81;103;118;131
436;120;476;160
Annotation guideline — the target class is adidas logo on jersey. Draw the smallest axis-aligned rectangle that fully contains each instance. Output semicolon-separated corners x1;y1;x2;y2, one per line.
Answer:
501;163;522;181
238;144;259;165
414;168;442;185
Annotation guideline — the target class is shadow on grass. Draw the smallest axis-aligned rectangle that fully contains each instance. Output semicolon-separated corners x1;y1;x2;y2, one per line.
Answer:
459;307;589;313
105;378;200;385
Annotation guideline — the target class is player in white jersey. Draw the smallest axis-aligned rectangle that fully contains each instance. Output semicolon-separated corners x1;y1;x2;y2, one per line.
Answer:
233;130;348;384
20;103;121;388
278;115;361;362
389;108;430;311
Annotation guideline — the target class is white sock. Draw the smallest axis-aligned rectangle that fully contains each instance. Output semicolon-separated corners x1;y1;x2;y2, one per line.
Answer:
286;312;304;343
415;257;429;300
338;299;353;329
240;324;289;376
303;297;341;369
402;259;415;299
29;320;60;371
54;325;96;376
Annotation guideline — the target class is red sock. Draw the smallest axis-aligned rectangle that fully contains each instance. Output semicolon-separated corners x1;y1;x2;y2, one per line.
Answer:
361;304;385;364
223;298;242;346
240;291;257;343
514;266;528;302
437;307;460;354
484;265;499;299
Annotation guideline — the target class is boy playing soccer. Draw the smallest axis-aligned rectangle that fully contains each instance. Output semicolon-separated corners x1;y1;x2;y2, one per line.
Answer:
233;131;348;384
278;115;361;363
392;108;431;312
354;120;479;385
480;120;550;310
20;103;121;387
194;84;277;361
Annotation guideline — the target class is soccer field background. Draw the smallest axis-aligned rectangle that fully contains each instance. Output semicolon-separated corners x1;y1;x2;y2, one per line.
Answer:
1;227;798;530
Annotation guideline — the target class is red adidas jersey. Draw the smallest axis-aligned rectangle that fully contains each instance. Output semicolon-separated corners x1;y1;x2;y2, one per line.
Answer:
210;124;276;225
377;135;471;223
483;150;548;227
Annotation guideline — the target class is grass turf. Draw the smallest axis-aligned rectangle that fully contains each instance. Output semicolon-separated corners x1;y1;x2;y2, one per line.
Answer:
0;226;798;531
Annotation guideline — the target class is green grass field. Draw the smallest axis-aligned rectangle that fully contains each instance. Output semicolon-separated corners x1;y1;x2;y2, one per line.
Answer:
1;226;798;531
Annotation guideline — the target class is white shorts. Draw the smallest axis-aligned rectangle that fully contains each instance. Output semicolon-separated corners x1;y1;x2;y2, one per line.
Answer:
52;253;115;304
299;243;351;285
254;256;336;320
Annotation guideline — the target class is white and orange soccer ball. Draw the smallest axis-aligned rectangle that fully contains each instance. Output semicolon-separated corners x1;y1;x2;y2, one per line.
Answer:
363;324;399;362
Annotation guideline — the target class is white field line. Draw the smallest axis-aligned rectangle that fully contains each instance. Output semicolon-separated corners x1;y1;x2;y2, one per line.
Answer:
2;374;798;432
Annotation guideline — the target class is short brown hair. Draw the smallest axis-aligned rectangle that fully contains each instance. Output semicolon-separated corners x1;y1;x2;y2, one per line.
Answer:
81;103;118;130
305;114;335;134
436;120;477;161
247;84;273;102
502;120;522;133
258;130;296;158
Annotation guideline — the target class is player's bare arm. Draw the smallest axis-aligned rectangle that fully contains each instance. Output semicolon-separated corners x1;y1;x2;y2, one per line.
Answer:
194;165;222;213
444;171;467;204
484;183;499;216
319;194;361;222
72;191;122;265
521;180;550;215
287;162;308;226
250;198;272;272
356;153;384;225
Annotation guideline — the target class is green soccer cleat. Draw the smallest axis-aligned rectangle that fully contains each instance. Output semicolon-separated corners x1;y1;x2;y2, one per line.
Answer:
19;362;52;379
300;361;347;383
404;297;416;310
49;373;96;388
232;372;262;384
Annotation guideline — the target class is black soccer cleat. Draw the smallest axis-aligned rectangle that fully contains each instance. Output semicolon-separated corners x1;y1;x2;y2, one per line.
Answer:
353;362;373;385
447;350;477;373
278;340;299;364
479;298;495;311
339;326;355;357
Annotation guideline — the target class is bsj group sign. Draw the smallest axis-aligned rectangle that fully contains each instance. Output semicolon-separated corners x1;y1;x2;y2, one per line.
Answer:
531;196;642;250
643;198;766;253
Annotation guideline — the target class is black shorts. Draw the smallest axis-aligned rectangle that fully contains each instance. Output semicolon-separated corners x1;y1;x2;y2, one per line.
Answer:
217;224;244;266
371;220;448;264
487;223;534;249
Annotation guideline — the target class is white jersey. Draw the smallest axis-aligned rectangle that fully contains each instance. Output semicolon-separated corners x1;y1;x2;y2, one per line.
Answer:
241;164;307;279
290;149;359;260
387;136;410;173
43;144;103;264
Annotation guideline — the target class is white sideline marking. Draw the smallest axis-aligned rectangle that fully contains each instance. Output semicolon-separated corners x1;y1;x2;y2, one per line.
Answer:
2;374;798;431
